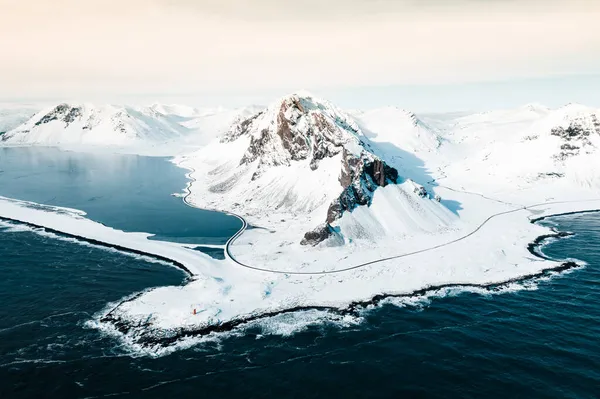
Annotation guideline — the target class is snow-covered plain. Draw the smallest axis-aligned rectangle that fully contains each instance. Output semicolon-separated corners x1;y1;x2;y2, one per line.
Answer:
1;94;600;355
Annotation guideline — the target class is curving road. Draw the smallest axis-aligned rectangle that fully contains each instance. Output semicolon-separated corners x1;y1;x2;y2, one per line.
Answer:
182;166;600;276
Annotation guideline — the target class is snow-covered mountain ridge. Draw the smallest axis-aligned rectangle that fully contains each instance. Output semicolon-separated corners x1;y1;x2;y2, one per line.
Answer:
0;102;262;154
1;103;191;147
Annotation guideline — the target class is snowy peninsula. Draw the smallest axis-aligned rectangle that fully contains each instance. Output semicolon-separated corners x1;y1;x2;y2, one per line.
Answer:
1;92;600;354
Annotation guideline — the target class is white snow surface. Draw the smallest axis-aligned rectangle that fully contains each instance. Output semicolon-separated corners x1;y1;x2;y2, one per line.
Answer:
352;106;442;154
2;93;600;355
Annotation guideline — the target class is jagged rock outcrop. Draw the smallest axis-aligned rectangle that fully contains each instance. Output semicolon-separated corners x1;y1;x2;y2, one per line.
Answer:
34;104;82;127
301;223;335;246
550;113;600;161
327;150;399;224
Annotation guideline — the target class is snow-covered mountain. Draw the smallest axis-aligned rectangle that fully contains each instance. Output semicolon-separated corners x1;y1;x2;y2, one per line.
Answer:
0;102;269;155
1;103;192;147
180;92;455;246
414;103;600;193
521;104;600;187
528;104;600;160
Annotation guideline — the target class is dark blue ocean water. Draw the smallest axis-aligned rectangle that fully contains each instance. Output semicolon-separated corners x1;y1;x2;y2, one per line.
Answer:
1;148;599;398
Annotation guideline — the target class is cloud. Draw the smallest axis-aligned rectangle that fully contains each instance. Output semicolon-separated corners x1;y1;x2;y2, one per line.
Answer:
0;0;599;99
156;0;597;19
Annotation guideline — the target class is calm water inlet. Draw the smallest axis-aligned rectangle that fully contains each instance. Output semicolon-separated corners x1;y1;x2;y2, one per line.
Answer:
0;147;241;244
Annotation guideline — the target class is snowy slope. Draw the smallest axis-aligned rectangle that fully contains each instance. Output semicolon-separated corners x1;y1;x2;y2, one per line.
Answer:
353;107;442;154
0;104;41;136
181;105;265;146
430;103;600;193
350;107;443;187
520;104;600;188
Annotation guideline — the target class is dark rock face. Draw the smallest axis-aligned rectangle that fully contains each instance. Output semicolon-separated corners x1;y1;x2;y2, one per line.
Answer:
551;124;591;142
326;150;399;225
365;159;398;187
561;143;580;150
537;172;565;179
275;98;310;160
35;104;82;127
301;223;333;246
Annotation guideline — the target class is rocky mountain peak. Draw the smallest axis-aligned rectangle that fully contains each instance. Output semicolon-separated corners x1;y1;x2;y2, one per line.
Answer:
224;92;367;179
219;92;407;245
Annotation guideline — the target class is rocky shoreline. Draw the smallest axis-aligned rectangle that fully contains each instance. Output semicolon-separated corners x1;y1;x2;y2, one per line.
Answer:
98;216;585;351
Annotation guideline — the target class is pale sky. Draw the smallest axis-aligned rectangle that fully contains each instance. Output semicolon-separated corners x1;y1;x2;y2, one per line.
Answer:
1;0;599;109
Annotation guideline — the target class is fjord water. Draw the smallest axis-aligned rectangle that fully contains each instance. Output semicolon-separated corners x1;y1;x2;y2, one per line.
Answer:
0;147;241;244
1;148;599;398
